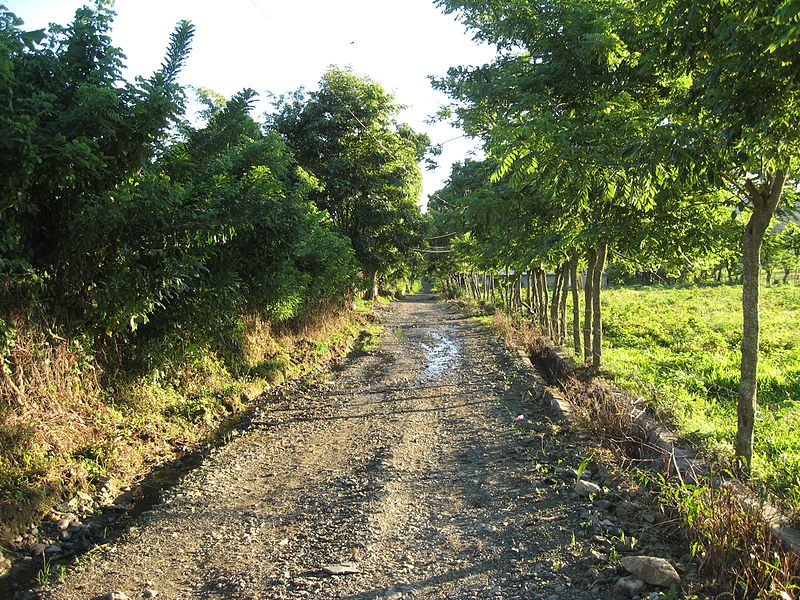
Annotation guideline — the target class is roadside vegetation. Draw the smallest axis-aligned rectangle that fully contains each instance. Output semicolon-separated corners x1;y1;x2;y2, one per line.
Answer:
426;0;800;595
600;284;800;508
0;4;425;545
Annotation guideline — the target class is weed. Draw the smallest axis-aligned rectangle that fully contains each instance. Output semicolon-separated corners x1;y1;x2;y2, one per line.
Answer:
0;307;370;546
35;554;52;587
658;474;800;598
576;453;594;482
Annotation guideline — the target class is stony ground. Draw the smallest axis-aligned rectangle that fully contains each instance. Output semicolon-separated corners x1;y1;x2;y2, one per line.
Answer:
33;296;696;599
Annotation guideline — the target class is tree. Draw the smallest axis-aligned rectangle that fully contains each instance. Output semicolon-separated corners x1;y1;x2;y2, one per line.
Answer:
649;0;800;470
433;0;660;368
269;67;428;298
0;2;193;308
1;5;359;379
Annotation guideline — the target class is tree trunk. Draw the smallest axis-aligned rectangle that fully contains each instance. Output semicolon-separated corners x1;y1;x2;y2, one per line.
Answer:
550;266;561;340
366;269;379;300
737;170;786;472
591;243;607;370
559;261;569;346
526;270;533;315
504;266;511;307
583;248;596;364
470;273;479;299
569;251;581;355
540;270;550;336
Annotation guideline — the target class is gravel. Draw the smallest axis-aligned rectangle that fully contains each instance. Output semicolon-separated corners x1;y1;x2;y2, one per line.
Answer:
36;295;698;599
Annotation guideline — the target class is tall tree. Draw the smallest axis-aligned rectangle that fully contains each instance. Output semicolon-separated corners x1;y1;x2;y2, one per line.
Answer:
650;0;800;470
270;67;428;298
0;1;193;305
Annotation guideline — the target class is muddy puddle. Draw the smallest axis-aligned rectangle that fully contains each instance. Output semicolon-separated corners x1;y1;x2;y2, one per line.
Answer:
419;327;460;379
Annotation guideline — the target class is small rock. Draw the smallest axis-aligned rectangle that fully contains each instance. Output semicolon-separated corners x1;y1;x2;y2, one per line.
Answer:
621;556;680;587
56;518;72;531
615;576;646;597
104;593;130;600
28;543;48;556
0;553;11;577
44;543;62;555
574;480;602;496
322;563;360;576
143;590;159;599
56;498;80;513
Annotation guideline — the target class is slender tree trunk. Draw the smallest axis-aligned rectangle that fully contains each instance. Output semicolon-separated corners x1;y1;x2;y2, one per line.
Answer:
550;266;561;341
366;269;379;300
504;266;511;307
559;261;569;346
470;273;479;300
540;270;550;336
737;170;786;472
531;268;540;321
570;250;581;356
555;265;567;342
525;269;533;314
583;248;596;364
591;243;608;369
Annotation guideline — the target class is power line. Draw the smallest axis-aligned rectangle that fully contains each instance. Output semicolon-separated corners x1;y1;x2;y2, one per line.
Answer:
247;0;270;22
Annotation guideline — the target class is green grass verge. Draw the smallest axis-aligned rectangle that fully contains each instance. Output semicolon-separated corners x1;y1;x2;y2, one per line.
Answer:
586;283;799;508
0;310;377;543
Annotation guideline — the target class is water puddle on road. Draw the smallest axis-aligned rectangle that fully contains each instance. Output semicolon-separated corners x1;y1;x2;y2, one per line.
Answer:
419;328;460;380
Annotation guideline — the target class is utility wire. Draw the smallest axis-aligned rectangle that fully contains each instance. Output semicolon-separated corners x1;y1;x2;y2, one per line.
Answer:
247;0;270;22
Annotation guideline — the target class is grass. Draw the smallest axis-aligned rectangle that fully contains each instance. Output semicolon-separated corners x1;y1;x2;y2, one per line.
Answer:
590;283;800;509
0;307;379;545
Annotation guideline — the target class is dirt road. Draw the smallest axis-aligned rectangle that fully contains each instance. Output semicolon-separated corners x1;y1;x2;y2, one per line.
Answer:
42;296;680;599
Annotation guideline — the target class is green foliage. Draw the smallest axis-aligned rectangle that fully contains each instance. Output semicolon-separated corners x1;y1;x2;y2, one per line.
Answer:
431;0;800;471
0;4;417;544
0;3;194;294
0;5;362;381
270;67;428;297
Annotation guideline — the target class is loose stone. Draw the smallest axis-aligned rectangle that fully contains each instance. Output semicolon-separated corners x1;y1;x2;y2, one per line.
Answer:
574;480;602;496
621;555;681;587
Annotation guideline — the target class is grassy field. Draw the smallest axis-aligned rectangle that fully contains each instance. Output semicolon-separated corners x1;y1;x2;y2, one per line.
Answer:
589;283;800;508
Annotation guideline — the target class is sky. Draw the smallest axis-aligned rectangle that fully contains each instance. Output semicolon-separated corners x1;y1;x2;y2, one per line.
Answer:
9;0;497;209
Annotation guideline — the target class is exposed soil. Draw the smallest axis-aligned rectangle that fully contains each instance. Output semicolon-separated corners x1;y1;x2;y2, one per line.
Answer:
34;296;696;599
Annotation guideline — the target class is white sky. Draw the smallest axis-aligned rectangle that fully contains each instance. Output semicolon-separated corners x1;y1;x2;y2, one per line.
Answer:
9;0;496;209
